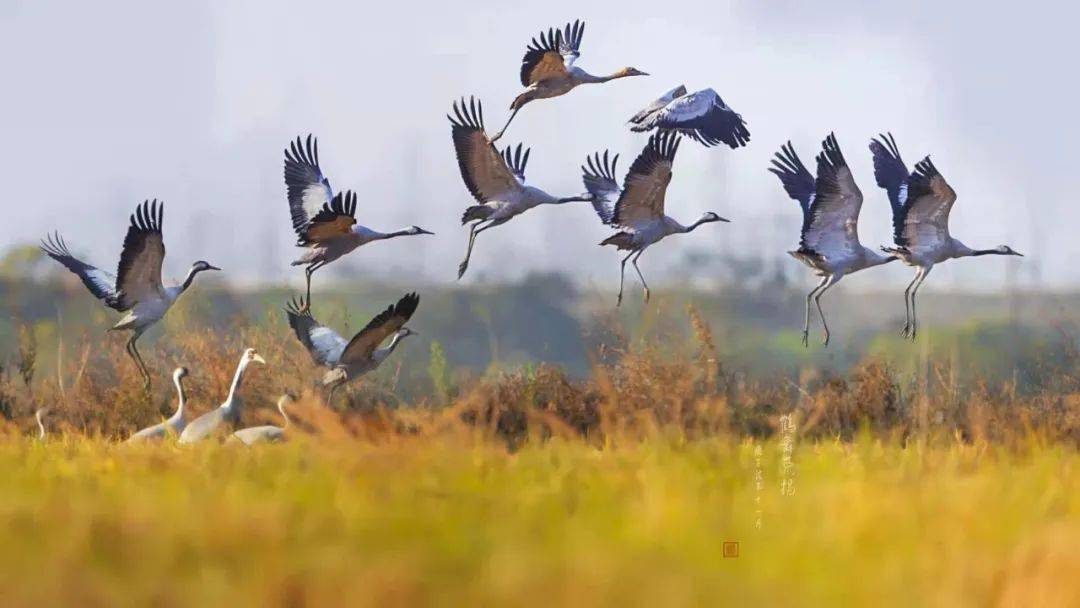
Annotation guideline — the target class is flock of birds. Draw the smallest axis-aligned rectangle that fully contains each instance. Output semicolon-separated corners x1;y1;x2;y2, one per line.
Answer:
33;19;1021;443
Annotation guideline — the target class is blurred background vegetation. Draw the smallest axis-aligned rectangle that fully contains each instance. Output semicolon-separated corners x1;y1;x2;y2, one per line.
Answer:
4;243;1076;400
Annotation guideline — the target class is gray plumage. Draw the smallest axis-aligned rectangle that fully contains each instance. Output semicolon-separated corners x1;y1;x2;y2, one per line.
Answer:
449;97;591;279
230;395;292;445
584;132;730;305
40;200;219;387
870;132;1022;340
285;293;419;401
127;367;190;442
284;135;433;307
490;20;647;142
178;349;265;444
628;86;750;148
769;134;897;347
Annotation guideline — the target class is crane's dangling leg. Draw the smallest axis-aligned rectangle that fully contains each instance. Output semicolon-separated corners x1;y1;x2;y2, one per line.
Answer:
908;266;932;341
616;250;636;307
126;329;151;389
458;220;497;280
631;249;650;303
303;261;327;311
814;275;841;347
803;277;829;348
326;379;346;408
490;108;521;144
900;270;921;338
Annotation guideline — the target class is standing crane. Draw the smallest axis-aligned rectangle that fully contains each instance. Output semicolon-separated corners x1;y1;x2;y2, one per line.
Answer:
231;395;292;445
449;97;592;279
491;20;647;142
40;200;219;387
127;367;189;442
582;132;730;305
870;133;1023;339
285;293;418;402
178;348;266;444
284;135;434;308
769;134;898;347
628;85;750;149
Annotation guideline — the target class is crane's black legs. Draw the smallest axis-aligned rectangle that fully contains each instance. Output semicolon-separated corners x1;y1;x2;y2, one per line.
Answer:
616;250;636;306
814;275;840;347
125;329;150;389
490;108;521;144
900;271;920;338
906;266;931;341
303;261;327;311
459;222;481;280
631;250;650;303
459;220;499;280
803;277;829;347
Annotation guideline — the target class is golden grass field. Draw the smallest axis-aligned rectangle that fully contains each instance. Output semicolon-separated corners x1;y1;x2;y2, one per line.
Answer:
0;306;1078;606
0;437;1075;606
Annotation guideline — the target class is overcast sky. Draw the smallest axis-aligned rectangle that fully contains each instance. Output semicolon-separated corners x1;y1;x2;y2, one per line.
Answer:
2;0;1075;291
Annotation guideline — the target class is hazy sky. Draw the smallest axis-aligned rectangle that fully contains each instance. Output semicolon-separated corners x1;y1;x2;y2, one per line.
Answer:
2;0;1076;290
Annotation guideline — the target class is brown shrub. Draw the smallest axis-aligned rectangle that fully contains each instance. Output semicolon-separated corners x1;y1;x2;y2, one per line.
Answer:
1;311;1077;448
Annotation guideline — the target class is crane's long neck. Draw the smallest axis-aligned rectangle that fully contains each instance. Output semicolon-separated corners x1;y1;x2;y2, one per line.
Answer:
579;70;624;84
172;375;187;419
374;332;406;364
970;249;1008;257
180;265;202;293
35;410;46;440
225;360;250;407
553;194;592;204
861;249;899;269
681;218;711;233
278;400;291;428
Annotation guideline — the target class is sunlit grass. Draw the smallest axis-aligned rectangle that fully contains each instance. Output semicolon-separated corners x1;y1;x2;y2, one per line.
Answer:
0;437;1075;606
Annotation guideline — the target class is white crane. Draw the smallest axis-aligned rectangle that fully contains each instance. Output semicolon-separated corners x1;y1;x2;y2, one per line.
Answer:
40;200;219;387
285;293;418;402
284;135;434;308
769;134;898;347
870;133;1023;340
178;348;265;444
492;20;647;142
230;395;292;445
127;367;189;442
449;97;592;278
582;132;730;305
628;85;750;148
34;408;50;441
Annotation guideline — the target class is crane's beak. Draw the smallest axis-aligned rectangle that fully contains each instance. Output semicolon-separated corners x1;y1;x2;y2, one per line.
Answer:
208;264;221;271
417;228;435;235
1012;251;1024;257
718;216;731;223
252;354;266;365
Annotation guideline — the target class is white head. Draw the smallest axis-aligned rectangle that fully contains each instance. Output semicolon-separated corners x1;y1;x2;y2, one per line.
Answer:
996;245;1023;256
173;366;189;382
240;348;266;368
407;226;434;236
